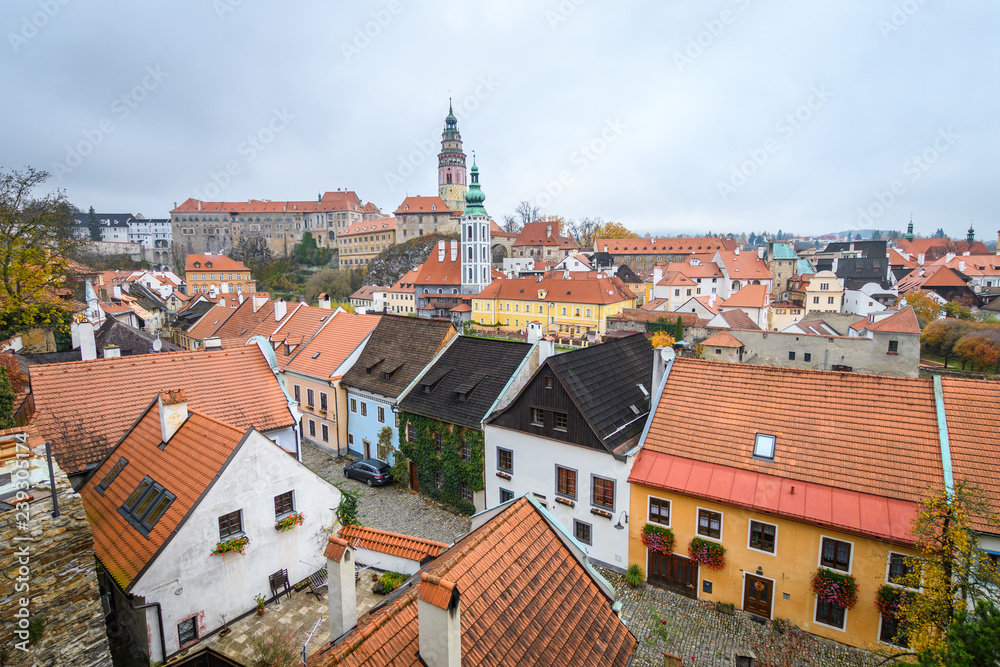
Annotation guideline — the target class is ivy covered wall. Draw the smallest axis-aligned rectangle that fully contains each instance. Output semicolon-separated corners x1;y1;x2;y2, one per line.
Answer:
397;411;484;515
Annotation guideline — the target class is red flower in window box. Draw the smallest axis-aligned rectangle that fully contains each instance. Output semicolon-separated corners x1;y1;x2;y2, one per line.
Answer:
211;535;249;556
688;537;726;570
811;568;858;609
641;523;675;555
875;583;913;617
274;512;304;532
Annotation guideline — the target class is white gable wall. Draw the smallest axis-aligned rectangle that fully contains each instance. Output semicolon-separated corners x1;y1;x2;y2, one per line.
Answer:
131;430;340;662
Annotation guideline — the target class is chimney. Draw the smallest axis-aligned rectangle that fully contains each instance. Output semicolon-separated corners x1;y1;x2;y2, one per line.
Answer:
79;322;97;361
757;246;765;259
324;536;357;640
652;263;663;285
418;573;461;667
438;240;445;262
450;239;458;262
709;293;717;308
158;389;188;442
959;260;966;272
274;298;287;322
945;252;956;263
317;292;331;309
113;285;122;300
203;337;222;349
917;253;925;266
102;345;121;359
734;247;740;255
252;294;268;313
546;224;552;238
197;201;202;211
651;346;676;392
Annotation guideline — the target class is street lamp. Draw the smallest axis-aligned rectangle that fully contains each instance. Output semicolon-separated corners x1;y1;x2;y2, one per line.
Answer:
613;511;629;530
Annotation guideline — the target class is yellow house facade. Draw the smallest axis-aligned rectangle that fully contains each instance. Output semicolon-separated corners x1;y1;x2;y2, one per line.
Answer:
472;275;636;338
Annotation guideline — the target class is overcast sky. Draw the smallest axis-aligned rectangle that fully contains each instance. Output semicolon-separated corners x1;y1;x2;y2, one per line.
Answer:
3;1;997;239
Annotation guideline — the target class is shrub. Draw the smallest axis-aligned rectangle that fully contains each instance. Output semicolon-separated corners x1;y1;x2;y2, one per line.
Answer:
377;571;407;594
625;564;644;587
248;623;300;667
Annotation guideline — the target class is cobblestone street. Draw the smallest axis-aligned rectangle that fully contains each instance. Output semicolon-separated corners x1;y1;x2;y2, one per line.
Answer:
599;568;881;667
301;441;471;545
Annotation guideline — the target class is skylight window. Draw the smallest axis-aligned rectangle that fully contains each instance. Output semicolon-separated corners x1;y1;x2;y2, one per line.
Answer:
96;457;128;495
119;476;176;537
753;433;776;460
312;352;320;359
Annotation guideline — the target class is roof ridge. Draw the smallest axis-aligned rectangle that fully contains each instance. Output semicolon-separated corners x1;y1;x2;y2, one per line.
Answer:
340;524;448;548
30;346;256;371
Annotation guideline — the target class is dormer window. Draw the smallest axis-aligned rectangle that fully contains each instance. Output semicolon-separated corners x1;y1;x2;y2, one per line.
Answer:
193;262;201;268
753;433;776;460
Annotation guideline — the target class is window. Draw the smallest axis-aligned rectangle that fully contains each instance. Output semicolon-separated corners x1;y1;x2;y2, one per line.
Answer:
434;432;443;455
377;406;385;423
497;448;513;473
274;491;294;518
500;488;514;503
554;412;568;431
816;599;846;630
460;439;471;462
544;376;553;389
304;388;314;408
887;552;915;585
749;520;777;553
348;433;354;446
649;497;671;526
322;424;329;442
308;420;316;437
178;617;198;647
813;296;820;304
820;283;830;290
556;466;577;499
820;537;852;572
888;340;898;354
460;483;472;503
880;610;907;646
120;477;175;536
531;407;544;426
828;296;835;304
592;476;615;509
574;520;592;545
788;351;796;360
698;509;722;539
753;433;776;459
320;392;328;411
218;510;243;539
406;423;416;443
804;352;812;362
293;385;301;403
360;402;367;417
96;457;128;494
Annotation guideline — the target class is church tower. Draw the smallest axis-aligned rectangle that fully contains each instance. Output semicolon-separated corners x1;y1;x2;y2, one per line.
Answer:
438;99;468;213
461;158;491;295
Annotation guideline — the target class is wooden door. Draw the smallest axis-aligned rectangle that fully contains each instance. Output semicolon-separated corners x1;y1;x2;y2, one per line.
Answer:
743;574;773;619
409;462;419;491
363;440;371;459
648;552;698;599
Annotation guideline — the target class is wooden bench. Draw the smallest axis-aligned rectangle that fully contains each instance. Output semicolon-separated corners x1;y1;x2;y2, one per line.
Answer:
306;568;328;600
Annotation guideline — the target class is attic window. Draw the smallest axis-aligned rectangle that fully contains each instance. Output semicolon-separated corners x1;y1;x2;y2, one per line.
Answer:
366;358;385;375
382;362;403;380
119;476;176;537
545;376;553;390
753;433;776;460
96;457;128;495
312;352;320;359
629;404;640;416
206;262;213;268
194;262;201;268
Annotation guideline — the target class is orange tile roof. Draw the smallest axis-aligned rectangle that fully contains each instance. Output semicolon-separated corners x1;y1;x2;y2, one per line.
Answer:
80;401;246;590
270;304;337;369
489;219;517;238
388;268;419;294
597;237;736;255
666;255;724;279
895;265;972;292
307;496;636;666
931;254;1000;276
656;271;697;287
475;275;635;306
692;295;721;314
284;312;381;378
213;298;279;340
719;250;772;279
888;248;919;269
338;525;447;562
0;426;43;464
849;307;921;334
643;359;943;506
413;241;464;285
513;221;579;249
941;377;1000;533
184;254;251;273
720;284;769;309
393;196;451;215
340;217;396;236
30;347;294;475
185;304;235;340
701;331;744;348
712;309;760;330
172;195;360;214
896;237;990;257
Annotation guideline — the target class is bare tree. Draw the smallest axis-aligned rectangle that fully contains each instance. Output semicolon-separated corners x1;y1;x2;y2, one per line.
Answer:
514;201;540;228
566;217;602;249
500;214;521;235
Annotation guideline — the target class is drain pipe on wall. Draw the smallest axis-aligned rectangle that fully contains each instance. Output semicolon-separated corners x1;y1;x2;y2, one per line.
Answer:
128;596;166;665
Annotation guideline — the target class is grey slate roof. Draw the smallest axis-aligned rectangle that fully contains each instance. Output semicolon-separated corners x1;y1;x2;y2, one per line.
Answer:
397;337;533;429
341;315;455;400
546;333;653;451
95;319;181;355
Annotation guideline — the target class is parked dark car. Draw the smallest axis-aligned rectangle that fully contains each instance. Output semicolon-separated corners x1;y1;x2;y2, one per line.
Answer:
343;459;392;487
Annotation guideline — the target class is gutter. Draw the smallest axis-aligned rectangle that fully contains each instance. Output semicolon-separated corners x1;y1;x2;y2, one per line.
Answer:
633;348;676;454
128;596;166;664
932;375;955;496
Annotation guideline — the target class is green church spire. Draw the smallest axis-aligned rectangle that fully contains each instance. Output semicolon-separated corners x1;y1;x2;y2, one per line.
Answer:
464;154;487;218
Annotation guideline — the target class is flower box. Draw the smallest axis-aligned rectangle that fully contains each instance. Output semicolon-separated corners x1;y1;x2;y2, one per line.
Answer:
812;568;858;609
590;508;613;519
495;471;512;481
688;537;726;570
275;512;304;532
875;583;913;617
211;535;249;556
554;496;575;508
641;523;675;555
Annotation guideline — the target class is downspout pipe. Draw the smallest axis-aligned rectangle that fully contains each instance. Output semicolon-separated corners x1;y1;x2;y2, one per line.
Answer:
128;596;166;664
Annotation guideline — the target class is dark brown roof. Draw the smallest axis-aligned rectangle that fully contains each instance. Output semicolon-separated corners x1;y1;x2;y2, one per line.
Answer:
341;316;456;399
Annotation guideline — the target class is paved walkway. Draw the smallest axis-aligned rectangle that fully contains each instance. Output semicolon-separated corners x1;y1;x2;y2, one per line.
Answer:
301;441;471;545
599;568;881;667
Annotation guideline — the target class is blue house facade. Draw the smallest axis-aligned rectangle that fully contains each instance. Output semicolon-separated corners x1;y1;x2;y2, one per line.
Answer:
344;388;399;462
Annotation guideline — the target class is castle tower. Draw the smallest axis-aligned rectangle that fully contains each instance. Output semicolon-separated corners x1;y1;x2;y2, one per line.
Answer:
438;99;468;213
905;215;915;241
967;222;975;244
461;158;491;295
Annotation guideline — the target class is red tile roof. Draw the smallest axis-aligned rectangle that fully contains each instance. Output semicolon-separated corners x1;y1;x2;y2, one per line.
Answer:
338;525;447;562
307;496;636;666
849;307;921;334
719;284;769;309
476;275;635;306
414;241;463;285
712;309;760;330
269;304;340;369
719;250;772;280
172;194;363;214
666;255;724;279
895;265;971;292
341;218;396;236
185;304;235;340
656;271;697;287
393;196;452;215
489;220;517;238
284;312;381;379
896;237;990;257
30;347;294;475
513;221;579;250
184;254;251;273
80;401;246;589
701;331;744;348
597;237;737;255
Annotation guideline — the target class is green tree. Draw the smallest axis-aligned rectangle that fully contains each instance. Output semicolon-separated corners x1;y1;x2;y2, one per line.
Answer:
86;206;101;241
934;227;946;238
674;316;684;342
293;231;333;266
915;600;1000;666
943;301;974;321
304;268;364;302
0;367;17;428
900;290;942;327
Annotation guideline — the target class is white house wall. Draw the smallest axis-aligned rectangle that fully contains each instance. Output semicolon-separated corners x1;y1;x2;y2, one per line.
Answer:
351;548;423;576
483;424;632;573
131;431;340;661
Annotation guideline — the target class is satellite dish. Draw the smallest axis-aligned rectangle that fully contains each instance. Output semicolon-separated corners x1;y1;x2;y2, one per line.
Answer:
152;338;162;352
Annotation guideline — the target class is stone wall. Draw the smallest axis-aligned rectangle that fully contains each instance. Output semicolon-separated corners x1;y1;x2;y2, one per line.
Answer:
0;462;112;667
